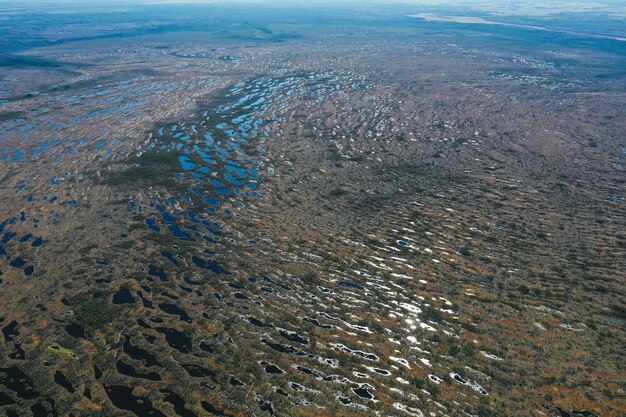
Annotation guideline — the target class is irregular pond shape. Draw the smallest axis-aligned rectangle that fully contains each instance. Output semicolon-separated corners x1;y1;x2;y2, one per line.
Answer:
168;225;194;240
2;320;19;342
261;362;285;374
112;287;136;305
201;401;228;417
54;370;75;393
138;292;153;308
191;255;229;274
161;251;180;267
0;366;39;399
229;376;245;386
30;398;58;417
429;374;442;384
123;335;160;367
104;385;167;417
116;360;161;381
158;303;192;323
8;344;25;360
146;218;160;232
0;391;16;406
181;363;215;378
162;212;177;223
2;232;16;244
248;317;272;328
9;257;26;268
337;281;364;290
200;341;214;353
279;329;309;345
161;389;199;417
302;317;332;329
19;233;32;242
257;399;275;416
148;265;168;282
64;323;85;338
263;340;297;354
161;291;179;300
352;386;374;400
178;155;195;170
155;327;192;354
184;276;202;286
296;366;321;379
450;372;468;385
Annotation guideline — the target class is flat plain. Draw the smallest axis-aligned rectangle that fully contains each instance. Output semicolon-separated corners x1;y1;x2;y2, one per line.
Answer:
0;2;624;417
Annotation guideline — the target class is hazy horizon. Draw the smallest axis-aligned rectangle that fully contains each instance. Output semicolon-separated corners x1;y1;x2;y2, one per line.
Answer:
2;0;625;21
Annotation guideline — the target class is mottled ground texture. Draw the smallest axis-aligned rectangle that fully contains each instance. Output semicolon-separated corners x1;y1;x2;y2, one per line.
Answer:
0;2;624;417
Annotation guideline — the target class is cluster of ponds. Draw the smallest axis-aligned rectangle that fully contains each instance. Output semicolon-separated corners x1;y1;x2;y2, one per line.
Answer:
96;72;363;415
135;72;341;250
0;70;497;417
0;216;42;280
0;76;220;202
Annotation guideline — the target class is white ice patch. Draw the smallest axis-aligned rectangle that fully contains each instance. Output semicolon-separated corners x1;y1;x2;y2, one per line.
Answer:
391;273;414;280
399;302;422;315
390;256;408;262
450;372;489;395
419;358;432;367
318;357;340;368
560;323;584;331
419;322;437;332
480;351;503;361
389;356;411;369
394;403;425;417
428;374;442;384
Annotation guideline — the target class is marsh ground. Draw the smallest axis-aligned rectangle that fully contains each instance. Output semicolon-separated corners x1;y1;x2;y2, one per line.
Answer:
0;3;624;417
